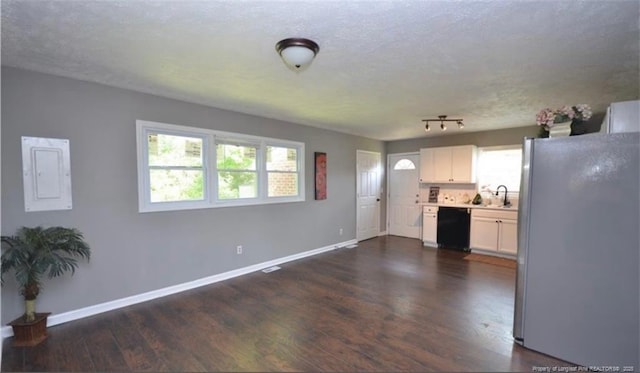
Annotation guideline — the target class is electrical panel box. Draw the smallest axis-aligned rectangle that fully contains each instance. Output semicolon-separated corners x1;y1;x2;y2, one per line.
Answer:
22;136;73;212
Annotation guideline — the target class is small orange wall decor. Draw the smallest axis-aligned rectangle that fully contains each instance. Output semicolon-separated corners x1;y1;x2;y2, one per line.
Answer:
315;152;327;200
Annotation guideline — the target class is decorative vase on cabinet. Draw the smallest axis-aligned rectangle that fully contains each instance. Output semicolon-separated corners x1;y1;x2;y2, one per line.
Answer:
548;120;572;138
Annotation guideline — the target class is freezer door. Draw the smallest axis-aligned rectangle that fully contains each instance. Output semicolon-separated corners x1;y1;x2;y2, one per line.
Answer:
513;138;533;342
522;133;639;367
609;100;639;133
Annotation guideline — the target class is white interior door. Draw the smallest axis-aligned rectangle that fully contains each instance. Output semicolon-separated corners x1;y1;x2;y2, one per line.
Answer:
388;153;421;239
356;150;381;241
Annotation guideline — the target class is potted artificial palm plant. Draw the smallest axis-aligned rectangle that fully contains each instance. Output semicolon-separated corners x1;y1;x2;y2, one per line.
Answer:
1;226;91;346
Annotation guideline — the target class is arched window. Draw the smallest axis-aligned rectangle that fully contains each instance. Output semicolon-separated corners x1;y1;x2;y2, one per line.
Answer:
393;159;416;170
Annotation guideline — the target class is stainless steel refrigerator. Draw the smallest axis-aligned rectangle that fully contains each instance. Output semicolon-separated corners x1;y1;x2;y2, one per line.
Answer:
514;130;639;368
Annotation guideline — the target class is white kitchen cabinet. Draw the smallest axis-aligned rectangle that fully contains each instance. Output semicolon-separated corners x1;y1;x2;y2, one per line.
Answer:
469;216;500;250
450;146;475;182
469;209;517;256
432;147;452;182
419;148;434;183
498;218;517;255
420;145;476;183
422;205;438;247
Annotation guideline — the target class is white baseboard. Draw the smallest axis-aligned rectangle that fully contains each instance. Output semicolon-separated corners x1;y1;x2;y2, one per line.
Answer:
469;248;516;259
422;240;438;248
1;238;357;339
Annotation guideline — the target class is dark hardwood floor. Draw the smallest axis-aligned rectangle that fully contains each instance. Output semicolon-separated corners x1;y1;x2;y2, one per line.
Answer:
2;236;568;372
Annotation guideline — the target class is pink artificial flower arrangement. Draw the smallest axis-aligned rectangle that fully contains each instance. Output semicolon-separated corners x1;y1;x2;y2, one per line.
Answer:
536;104;593;129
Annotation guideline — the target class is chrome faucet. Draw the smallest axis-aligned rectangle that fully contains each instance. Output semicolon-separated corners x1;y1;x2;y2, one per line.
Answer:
496;185;510;207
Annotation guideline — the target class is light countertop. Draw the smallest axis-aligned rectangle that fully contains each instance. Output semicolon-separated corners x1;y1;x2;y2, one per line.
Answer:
422;202;518;211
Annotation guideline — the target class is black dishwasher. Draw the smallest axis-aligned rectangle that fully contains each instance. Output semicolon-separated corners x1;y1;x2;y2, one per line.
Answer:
437;207;471;251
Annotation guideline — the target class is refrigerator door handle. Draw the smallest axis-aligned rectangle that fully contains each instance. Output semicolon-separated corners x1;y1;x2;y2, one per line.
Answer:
513;137;534;343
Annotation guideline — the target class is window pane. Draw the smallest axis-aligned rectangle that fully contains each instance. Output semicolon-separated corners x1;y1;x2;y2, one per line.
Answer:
149;133;203;167
150;169;204;202
268;173;299;197
218;171;257;199
477;147;522;192
266;146;298;171
217;144;256;170
393;159;416;170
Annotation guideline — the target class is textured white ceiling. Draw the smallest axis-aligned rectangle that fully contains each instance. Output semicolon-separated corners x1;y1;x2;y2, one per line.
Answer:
2;0;639;140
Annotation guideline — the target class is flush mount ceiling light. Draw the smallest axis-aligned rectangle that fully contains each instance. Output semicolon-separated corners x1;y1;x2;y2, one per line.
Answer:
422;115;465;133
275;38;320;71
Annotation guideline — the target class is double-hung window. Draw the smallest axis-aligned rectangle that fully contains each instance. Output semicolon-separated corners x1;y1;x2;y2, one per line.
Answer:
266;145;300;198
138;125;209;212
137;120;304;212
216;141;259;200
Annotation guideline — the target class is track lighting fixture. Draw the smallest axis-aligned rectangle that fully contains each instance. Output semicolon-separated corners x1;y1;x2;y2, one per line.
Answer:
421;115;465;133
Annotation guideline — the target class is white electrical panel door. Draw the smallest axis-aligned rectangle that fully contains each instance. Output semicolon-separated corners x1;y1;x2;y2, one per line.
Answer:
22;136;73;212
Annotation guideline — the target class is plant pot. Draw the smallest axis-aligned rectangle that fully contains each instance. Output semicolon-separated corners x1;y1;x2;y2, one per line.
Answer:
548;120;572;138
8;312;50;347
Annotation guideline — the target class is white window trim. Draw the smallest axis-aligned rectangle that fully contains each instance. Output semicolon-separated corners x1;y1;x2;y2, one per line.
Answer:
136;120;305;213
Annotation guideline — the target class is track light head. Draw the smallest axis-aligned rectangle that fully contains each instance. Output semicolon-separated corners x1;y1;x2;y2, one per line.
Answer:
441;122;447;131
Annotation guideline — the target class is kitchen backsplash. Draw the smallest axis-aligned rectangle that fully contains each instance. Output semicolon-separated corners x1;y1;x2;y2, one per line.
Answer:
419;183;519;206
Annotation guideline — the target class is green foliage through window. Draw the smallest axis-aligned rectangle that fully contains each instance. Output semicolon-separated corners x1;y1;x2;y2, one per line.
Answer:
148;133;205;202
137;120;305;212
217;144;258;199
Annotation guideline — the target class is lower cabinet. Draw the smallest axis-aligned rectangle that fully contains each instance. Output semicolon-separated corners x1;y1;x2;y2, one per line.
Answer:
469;209;517;256
422;205;438;247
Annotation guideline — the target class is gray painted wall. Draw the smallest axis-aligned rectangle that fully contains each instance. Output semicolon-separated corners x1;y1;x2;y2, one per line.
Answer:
386;115;605;154
386;126;540;154
1;67;385;323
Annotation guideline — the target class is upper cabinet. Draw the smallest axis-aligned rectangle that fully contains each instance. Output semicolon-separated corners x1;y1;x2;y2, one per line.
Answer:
419;148;434;182
419;145;477;183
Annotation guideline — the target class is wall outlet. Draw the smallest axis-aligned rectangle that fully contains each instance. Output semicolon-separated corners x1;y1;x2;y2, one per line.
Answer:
236;245;243;255
339;228;343;236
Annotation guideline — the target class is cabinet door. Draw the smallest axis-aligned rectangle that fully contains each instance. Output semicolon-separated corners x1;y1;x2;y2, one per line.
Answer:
469;217;499;251
422;213;438;244
419;148;434;182
432;147;452;182
450;145;475;183
498;218;518;255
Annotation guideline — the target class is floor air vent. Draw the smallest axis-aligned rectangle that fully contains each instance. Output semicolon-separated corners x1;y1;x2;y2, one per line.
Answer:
261;266;281;273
